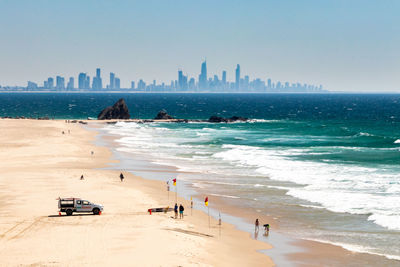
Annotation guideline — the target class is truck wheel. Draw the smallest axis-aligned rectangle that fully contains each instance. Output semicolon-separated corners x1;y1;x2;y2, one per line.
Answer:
66;209;73;216
93;208;100;215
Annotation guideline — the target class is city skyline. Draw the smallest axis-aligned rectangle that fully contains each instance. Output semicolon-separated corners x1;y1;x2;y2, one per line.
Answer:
2;61;324;93
0;1;399;92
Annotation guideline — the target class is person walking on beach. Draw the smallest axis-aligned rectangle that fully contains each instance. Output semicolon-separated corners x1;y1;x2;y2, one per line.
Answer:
80;175;84;180
174;203;178;219
255;219;259;232
179;204;184;219
120;173;124;182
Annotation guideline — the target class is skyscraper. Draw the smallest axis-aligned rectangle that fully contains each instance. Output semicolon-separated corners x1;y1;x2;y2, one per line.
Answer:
85;76;90;89
56;76;65;90
178;70;183;90
47;77;54;89
235;64;240;90
222;71;227;85
115;78;120;89
67;77;74;90
109;72;115;90
199;61;207;90
92;68;102;90
78;73;86;89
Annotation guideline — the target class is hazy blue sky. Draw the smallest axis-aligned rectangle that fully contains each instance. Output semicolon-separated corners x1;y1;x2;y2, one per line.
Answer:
0;0;399;91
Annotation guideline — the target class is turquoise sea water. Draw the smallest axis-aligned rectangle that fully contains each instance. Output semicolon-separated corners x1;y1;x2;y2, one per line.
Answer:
1;93;400;260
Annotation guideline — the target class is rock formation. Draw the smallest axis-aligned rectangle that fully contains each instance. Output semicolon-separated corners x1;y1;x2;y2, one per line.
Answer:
208;115;248;123
154;110;174;120
97;98;130;120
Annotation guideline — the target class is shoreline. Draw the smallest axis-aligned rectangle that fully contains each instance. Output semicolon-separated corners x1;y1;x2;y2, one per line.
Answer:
92;119;400;266
0;119;273;266
1;118;399;266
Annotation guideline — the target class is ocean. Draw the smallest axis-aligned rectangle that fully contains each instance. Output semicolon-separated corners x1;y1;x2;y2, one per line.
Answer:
1;92;400;260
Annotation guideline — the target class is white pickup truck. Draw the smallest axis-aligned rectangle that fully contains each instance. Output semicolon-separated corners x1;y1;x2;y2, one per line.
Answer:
58;198;104;216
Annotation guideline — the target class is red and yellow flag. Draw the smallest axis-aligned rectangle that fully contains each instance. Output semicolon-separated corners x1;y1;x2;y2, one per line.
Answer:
205;196;208;206
173;178;176;186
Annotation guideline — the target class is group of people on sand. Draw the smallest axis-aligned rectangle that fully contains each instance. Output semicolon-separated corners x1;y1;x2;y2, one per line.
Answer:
174;203;185;219
255;218;270;236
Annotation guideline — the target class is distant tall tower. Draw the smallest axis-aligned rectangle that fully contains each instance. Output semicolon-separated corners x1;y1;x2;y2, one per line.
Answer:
115;78;120;89
199;61;207;90
178;70;183;90
96;68;102;89
67;77;74;90
222;71;227;86
92;68;102;90
85;76;90;89
235;64;240;90
78;73;86;89
47;77;54;89
109;72;115;90
56;76;65;90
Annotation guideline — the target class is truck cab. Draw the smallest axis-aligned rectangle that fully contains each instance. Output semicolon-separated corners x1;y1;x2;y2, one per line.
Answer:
58;198;104;216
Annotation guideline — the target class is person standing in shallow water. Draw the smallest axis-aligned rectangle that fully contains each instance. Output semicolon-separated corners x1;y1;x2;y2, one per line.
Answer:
120;173;124;182
174;203;178;219
179;204;184;219
255;219;259;232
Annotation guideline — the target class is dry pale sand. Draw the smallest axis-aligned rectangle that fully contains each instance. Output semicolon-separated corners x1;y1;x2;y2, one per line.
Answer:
0;119;273;267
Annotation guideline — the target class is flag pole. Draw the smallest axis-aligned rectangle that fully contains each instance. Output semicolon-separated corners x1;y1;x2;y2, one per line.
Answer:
218;212;221;237
208;206;210;228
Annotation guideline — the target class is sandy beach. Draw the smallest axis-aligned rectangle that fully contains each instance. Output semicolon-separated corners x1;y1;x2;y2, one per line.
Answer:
0;119;272;267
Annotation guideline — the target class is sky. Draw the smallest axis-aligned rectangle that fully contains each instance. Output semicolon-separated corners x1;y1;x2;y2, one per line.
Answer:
0;0;399;92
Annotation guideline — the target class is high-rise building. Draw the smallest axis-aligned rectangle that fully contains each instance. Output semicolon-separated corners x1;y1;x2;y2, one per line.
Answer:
235;64;240;90
109;72;115;90
92;68;102;90
47;77;54;89
138;79;146;90
56;76;65;90
78;73;87;89
199;61;207;90
189;78;195;90
67;77;74;90
85;76;90;89
222;71;227;85
131;81;135;90
178;70;183;90
27;81;38;90
244;75;249;90
115;78;120;89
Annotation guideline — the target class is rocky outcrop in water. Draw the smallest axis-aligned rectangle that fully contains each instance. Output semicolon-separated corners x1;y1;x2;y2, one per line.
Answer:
208;115;248;123
97;98;130;120
154;110;174;120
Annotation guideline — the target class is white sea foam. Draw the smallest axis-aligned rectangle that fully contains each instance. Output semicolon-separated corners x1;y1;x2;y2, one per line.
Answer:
103;122;400;233
394;139;400;144
306;238;400;261
210;193;241;199
212;143;400;230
